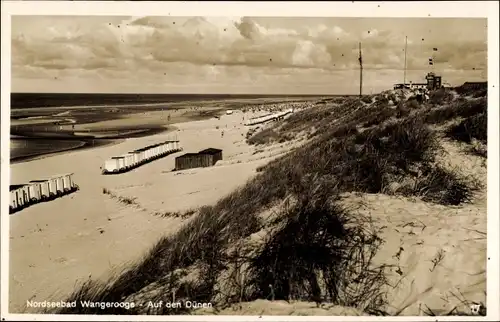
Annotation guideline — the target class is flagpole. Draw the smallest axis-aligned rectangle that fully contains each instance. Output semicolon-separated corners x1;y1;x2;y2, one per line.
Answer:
359;42;363;97
432;47;436;74
404;36;407;86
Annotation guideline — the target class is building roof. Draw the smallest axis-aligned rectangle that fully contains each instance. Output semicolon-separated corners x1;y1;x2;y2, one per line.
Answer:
199;148;223;155
463;81;487;85
10;184;26;190
176;153;201;158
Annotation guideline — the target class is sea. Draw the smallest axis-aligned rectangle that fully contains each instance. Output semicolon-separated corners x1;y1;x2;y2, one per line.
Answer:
10;93;328;109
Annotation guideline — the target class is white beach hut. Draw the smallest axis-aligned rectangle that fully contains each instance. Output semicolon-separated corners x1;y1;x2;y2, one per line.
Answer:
10;186;25;211
104;158;120;173
129;151;140;166
128;153;135;167
15;188;25;208
54;176;65;194
48;178;58;196
30;180;51;199
115;156;126;171
10;189;18;211
121;154;132;169
61;173;75;191
20;185;31;204
28;182;42;202
138;150;146;163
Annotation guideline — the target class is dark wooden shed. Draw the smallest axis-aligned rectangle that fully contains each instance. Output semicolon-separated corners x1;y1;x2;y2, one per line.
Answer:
175;148;223;171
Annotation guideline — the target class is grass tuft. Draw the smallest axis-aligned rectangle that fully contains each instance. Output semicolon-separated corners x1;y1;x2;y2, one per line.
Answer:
446;112;487;144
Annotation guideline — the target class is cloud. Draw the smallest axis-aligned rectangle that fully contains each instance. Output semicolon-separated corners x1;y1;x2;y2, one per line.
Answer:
11;16;488;93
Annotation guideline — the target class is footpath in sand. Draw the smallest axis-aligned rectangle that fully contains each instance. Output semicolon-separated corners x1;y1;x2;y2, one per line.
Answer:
8;109;297;313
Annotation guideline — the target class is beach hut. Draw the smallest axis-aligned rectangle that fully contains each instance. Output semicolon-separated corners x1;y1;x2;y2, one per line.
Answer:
19;185;30;204
104;158;120;173
129;151;140;166
17;187;25;208
28;182;42;202
121;154;133;169
11;185;27;207
53;176;65;195
175;153;202;170
30;180;51;199
164;141;172;152
48;178;58;196
10;189;18;211
199;148;223;165
175;148;223;171
137;150;146;163
10;185;25;211
60;173;75;191
115;156;125;171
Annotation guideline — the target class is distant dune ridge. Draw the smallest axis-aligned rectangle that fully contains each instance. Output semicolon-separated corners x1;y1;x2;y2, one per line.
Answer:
9;84;487;316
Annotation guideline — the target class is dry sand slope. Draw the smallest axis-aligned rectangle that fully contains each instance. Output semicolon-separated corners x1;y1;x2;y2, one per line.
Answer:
8;109;296;313
340;137;487;316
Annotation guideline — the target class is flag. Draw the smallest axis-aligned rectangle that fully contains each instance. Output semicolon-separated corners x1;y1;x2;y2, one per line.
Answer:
433;47;438;51
358;55;362;65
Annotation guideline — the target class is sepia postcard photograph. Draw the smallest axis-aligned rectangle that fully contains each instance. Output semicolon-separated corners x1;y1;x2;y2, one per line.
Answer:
1;1;499;321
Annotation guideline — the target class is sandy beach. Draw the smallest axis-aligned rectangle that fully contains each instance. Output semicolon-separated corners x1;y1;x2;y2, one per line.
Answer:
8;107;298;313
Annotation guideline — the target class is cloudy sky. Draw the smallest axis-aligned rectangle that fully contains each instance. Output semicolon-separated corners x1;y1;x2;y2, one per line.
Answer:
11;16;487;94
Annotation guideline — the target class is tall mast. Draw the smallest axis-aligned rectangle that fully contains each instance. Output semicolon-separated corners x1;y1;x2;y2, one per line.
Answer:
403;36;408;86
359;42;363;97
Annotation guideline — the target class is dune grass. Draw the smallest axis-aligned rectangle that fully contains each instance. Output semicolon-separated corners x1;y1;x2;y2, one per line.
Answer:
446;112;487;144
55;89;483;315
421;96;486;125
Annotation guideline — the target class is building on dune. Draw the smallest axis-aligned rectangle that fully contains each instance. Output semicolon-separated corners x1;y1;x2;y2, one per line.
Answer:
393;72;443;91
175;148;223;171
460;81;488;91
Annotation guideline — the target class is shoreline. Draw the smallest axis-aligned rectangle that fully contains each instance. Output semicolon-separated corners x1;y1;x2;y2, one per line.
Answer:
9;127;172;164
8;106;224;164
9;139;120;165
